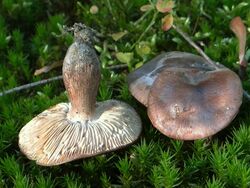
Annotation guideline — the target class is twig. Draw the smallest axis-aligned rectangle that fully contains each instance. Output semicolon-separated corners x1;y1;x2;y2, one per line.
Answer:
172;24;218;69
192;16;200;35
0;64;129;97
107;64;128;70
172;24;250;101
0;76;63;97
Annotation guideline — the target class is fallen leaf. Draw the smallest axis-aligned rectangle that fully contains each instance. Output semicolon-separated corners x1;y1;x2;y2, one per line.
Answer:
34;61;63;76
156;0;175;13
230;17;247;67
162;14;173;31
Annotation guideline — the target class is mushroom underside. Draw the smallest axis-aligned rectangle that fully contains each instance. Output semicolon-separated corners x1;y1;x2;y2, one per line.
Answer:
127;51;220;106
19;100;141;166
147;68;243;140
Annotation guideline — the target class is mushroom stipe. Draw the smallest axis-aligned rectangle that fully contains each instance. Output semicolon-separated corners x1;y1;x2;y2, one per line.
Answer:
18;24;142;166
128;52;243;140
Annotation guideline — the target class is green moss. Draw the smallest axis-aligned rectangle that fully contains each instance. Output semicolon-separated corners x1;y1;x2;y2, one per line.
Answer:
0;0;249;187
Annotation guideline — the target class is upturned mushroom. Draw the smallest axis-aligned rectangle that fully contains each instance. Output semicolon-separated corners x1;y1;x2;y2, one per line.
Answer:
127;52;243;140
19;23;142;166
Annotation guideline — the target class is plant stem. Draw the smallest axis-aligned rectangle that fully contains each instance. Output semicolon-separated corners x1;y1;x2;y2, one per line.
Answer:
172;24;218;69
134;8;153;26
0;76;63;97
0;64;129;97
131;11;159;49
106;0;116;22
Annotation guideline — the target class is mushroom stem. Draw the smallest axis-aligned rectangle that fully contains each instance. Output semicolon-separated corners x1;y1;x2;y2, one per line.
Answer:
63;24;101;120
18;24;142;166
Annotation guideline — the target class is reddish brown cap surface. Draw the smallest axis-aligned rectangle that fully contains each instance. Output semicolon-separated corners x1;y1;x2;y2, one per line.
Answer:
147;68;243;140
127;52;218;106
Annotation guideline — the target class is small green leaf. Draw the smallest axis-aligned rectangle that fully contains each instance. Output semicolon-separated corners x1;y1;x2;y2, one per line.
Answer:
115;52;134;64
245;49;250;61
135;61;144;68
94;45;102;53
135;42;151;57
172;37;182;44
140;4;153;12
111;31;128;41
37;91;46;97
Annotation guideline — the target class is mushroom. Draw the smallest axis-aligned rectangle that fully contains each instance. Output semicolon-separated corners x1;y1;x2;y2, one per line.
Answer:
19;23;142;166
127;52;243;140
127;52;222;106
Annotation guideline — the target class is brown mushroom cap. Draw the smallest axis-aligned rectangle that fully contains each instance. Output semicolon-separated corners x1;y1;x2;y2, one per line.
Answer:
147;68;243;140
19;100;141;166
127;51;243;140
127;52;220;106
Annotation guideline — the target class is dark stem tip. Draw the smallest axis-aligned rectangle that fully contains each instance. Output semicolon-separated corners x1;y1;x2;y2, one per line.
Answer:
63;23;99;45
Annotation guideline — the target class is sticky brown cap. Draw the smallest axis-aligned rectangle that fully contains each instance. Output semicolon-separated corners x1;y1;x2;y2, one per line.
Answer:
19;100;141;166
127;52;217;106
147;68;243;140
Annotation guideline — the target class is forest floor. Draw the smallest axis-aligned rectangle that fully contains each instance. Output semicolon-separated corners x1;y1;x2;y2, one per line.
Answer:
0;0;250;187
